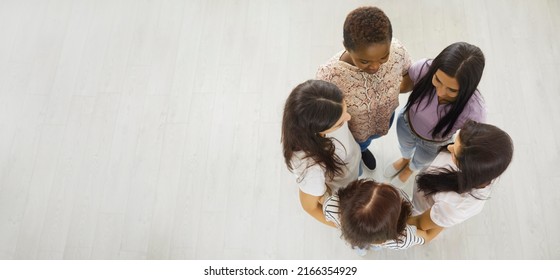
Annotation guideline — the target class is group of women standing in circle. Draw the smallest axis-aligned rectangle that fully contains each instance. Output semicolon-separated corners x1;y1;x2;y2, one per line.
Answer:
281;6;514;253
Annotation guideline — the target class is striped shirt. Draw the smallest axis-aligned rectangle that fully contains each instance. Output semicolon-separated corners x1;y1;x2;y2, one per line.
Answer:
323;188;425;250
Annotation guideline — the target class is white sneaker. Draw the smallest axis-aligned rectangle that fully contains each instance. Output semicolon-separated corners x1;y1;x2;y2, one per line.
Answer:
369;245;383;251
391;171;416;198
354;247;368;257
390;175;406;188
383;160;405;178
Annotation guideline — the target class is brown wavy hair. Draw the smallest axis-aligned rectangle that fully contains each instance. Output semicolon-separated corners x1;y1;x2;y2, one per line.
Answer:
337;179;411;249
281;80;346;181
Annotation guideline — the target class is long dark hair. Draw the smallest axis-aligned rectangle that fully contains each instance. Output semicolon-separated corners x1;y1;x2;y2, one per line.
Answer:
281;80;346;181
416;120;514;196
405;42;485;139
337;179;411;249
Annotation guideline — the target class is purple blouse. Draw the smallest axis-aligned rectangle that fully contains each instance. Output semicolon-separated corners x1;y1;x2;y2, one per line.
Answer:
407;59;487;141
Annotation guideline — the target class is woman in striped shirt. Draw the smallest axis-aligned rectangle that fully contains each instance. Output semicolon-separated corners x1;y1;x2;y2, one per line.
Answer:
322;179;439;253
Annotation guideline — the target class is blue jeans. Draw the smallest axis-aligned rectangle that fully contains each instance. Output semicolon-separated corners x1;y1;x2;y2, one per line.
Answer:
358;111;396;152
396;108;452;171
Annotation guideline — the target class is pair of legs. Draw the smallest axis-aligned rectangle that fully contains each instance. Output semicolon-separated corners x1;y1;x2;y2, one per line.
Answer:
358;112;396;170
391;109;451;182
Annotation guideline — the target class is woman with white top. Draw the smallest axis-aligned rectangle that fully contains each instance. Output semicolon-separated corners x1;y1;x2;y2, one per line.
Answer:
282;80;361;226
408;120;514;237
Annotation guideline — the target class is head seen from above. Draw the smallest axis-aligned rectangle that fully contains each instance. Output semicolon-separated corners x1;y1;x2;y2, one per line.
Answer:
430;42;485;104
406;42;486;138
337;179;410;249
451;120;514;189
281;80;349;180
417;120;514;195
343;6;392;74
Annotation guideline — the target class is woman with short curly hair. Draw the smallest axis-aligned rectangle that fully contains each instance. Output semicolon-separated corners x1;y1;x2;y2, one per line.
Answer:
317;6;413;171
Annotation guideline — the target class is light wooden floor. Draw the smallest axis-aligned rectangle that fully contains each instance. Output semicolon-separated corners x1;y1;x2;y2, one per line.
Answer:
0;0;558;260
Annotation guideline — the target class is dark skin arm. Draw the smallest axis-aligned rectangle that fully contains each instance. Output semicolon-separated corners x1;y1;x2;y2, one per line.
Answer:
400;73;414;93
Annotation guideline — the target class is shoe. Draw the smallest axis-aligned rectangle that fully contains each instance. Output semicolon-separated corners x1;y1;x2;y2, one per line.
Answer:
390;175;405;188
384;160;406;178
361;149;376;170
369;245;383;251
354;247;368;257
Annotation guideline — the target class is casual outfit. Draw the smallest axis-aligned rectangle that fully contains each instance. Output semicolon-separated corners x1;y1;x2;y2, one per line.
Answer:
398;58;487;170
290;122;361;196
323;185;425;251
316;38;412;147
412;152;492;227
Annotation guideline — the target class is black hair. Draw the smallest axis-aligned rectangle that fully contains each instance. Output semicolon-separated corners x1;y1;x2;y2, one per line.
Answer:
405;42;485;139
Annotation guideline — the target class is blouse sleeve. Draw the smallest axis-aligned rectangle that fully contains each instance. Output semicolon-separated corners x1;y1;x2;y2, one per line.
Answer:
452;91;488;133
466;91;487;123
430;200;468;228
408;58;430;85
316;63;334;82
391;38;412;76
295;164;327;197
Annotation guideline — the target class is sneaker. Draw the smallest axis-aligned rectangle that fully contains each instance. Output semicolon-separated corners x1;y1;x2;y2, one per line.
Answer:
369;245;383;251
361;149;376;170
383;160;406;178
390;170;414;196
354;247;368;257
390;175;406;189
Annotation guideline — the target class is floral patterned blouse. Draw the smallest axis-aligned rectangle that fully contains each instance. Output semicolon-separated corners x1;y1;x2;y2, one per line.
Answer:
316;38;412;142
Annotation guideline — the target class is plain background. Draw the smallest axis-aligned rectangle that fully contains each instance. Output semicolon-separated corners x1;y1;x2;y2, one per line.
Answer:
0;0;559;259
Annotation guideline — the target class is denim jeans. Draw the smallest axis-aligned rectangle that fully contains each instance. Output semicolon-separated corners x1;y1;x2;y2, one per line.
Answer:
357;111;396;152
396;108;452;171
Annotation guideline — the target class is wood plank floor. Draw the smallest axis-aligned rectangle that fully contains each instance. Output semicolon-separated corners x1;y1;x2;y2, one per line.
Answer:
0;0;558;259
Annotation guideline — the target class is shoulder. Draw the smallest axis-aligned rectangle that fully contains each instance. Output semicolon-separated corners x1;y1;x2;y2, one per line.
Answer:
390;38;408;54
461;90;487;122
428;152;456;170
389;38;412;71
467;90;485;108
409;58;431;83
430;190;488;227
316;51;346;80
290;156;327;196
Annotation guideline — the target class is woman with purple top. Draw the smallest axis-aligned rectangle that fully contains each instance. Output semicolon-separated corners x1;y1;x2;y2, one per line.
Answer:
385;42;487;186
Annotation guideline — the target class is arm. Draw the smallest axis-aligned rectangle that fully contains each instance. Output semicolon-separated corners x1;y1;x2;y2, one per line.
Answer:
414;227;443;243
399;73;414;93
299;190;336;227
408;208;444;242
